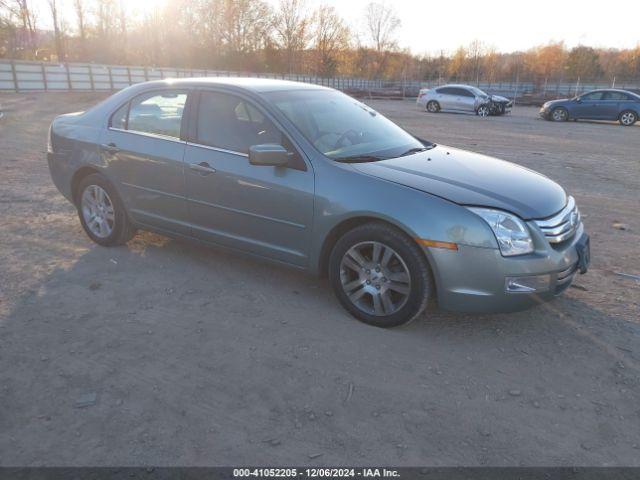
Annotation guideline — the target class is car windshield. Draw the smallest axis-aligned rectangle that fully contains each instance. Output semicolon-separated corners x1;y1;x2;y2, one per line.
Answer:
263;89;426;161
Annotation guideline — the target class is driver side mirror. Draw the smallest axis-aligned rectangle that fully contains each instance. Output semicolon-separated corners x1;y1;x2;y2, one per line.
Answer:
575;97;582;103
249;144;289;167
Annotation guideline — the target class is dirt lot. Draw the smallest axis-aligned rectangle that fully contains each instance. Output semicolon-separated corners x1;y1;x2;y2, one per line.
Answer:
1;93;639;466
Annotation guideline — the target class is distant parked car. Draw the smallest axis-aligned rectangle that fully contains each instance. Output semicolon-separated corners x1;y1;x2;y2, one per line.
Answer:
417;84;512;117
540;89;640;126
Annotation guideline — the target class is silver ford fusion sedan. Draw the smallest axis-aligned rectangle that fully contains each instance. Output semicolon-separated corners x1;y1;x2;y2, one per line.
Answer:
47;78;590;328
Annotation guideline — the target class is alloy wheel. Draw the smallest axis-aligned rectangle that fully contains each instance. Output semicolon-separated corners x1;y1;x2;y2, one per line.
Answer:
477;105;489;117
552;108;567;121
81;184;115;238
620;112;636;126
339;241;411;316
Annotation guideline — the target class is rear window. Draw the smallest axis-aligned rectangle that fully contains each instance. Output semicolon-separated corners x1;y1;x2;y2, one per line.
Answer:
109;90;188;139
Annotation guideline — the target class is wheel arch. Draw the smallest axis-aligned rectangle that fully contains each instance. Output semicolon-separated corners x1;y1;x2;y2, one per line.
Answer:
619;108;638;120
317;215;437;286
551;105;570;119
70;165;102;205
426;99;440;112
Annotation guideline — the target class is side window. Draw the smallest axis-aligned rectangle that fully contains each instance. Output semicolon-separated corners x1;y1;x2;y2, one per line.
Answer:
195;91;305;169
438;87;453;95
110;103;128;129
582;92;604;101
126;91;187;139
460;88;475;97
450;88;468;97
603;91;627;101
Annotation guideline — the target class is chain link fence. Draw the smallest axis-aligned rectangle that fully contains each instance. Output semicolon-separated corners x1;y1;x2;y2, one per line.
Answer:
0;59;382;93
1;59;639;106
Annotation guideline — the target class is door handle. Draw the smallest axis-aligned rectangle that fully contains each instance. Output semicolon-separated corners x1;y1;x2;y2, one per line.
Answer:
189;162;216;175
101;143;120;154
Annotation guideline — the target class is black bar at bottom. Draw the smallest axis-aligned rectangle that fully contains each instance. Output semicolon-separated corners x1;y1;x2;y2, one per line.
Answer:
0;468;639;480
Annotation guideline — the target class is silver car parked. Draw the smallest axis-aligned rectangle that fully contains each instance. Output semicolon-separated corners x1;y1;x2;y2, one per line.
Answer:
48;78;589;328
417;84;512;116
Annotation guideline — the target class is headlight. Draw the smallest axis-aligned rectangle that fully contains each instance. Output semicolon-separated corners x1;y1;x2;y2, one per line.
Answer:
468;207;534;256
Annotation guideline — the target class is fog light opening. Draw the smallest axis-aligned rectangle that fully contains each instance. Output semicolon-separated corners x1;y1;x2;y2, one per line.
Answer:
505;275;551;293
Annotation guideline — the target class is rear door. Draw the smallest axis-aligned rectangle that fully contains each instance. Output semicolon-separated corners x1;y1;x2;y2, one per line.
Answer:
435;87;456;110
183;89;315;267
601;91;627;119
101;89;191;235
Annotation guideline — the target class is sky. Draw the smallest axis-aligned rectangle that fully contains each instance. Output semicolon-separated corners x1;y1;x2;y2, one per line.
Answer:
291;0;640;55
34;0;640;54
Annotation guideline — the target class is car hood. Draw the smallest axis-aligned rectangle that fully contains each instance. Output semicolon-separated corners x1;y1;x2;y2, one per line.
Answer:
544;98;571;107
490;94;510;103
351;145;566;220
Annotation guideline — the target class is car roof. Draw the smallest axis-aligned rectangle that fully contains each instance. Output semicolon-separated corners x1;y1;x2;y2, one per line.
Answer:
438;84;476;89
136;77;332;93
585;88;638;95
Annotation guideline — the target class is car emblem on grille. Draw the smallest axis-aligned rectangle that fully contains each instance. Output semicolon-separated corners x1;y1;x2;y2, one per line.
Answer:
569;211;578;228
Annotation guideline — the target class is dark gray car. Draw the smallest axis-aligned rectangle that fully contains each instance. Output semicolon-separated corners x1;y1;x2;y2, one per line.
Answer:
47;78;590;327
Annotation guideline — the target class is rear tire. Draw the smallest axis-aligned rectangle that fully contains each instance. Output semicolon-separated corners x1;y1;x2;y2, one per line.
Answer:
75;173;135;246
551;107;568;122
426;100;440;113
619;110;637;126
328;223;433;328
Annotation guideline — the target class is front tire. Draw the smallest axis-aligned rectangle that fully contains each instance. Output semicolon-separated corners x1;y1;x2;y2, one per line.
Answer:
328;223;433;328
76;173;135;246
476;104;490;117
426;100;440;113
619;110;637;126
551;107;569;122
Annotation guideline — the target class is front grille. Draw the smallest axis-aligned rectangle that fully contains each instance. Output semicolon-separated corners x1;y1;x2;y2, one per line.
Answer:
534;196;581;244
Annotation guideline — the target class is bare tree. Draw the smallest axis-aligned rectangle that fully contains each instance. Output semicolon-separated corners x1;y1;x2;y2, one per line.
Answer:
72;0;86;58
219;0;272;68
0;0;37;53
364;1;399;53
273;0;310;74
47;0;65;61
468;39;484;83
311;5;349;76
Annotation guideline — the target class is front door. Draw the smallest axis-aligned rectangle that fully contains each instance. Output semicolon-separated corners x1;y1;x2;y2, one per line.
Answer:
101;89;190;235
455;88;477;112
573;91;606;119
183;90;315;267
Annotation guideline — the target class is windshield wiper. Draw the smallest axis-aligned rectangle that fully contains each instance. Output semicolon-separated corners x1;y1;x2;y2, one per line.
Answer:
398;146;432;157
335;155;386;163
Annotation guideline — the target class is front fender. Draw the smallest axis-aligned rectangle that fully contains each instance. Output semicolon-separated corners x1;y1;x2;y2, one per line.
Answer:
308;159;498;274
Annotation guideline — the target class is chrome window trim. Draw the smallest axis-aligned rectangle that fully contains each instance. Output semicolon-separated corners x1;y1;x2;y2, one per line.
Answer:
185;141;249;158
108;127;186;144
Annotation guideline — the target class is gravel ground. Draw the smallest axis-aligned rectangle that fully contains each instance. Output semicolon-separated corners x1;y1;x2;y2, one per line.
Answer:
0;93;639;466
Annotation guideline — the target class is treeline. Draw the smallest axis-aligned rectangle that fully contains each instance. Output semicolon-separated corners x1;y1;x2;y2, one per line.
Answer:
1;0;639;83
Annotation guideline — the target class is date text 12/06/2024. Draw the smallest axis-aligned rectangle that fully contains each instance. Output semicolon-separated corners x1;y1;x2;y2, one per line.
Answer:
233;468;400;478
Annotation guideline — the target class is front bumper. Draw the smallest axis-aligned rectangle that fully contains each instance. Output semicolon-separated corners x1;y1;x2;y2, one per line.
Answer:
539;107;551;119
426;222;587;313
